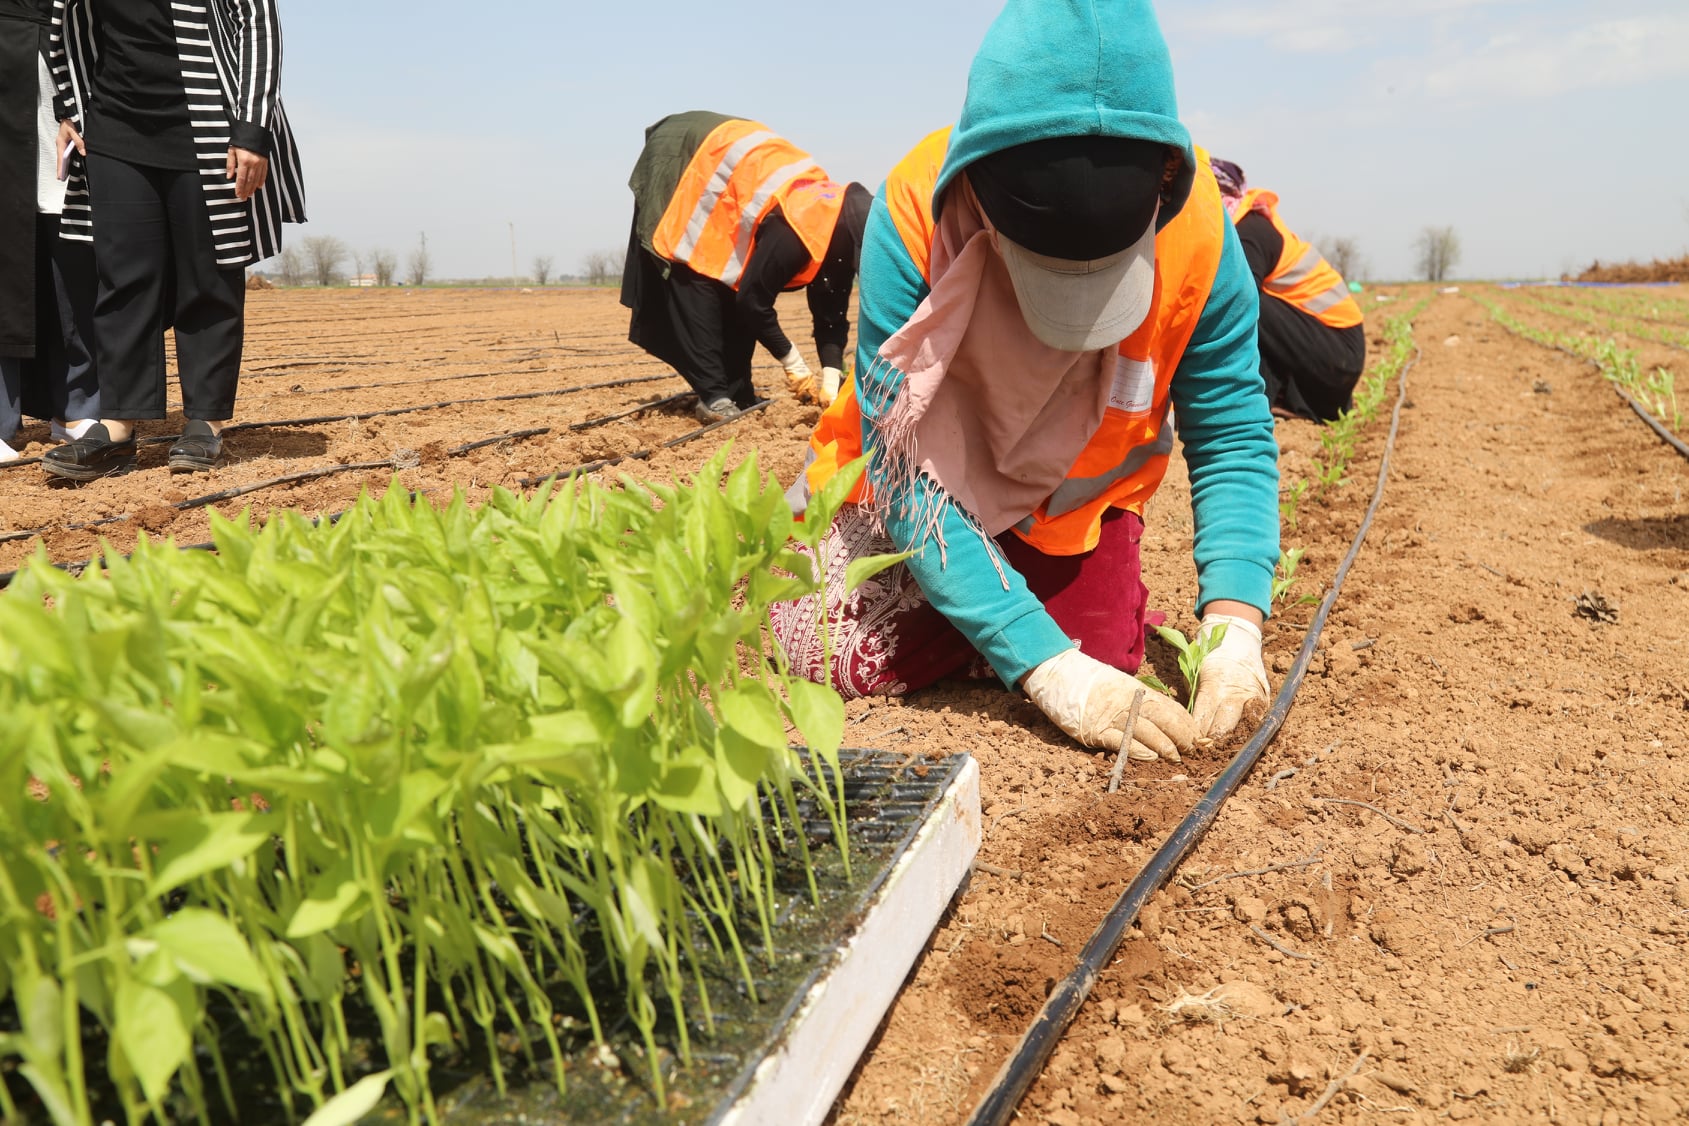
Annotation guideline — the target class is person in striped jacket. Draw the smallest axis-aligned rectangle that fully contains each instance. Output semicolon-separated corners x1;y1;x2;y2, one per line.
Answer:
41;0;305;481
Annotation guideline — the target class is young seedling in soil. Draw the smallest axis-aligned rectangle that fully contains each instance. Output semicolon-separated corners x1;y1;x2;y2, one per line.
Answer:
1152;622;1228;711
1270;546;1317;607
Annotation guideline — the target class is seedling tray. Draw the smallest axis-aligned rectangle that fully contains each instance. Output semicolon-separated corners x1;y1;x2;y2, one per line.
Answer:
420;749;981;1126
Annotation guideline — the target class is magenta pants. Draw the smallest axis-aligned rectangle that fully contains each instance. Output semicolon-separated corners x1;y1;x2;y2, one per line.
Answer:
770;506;1149;699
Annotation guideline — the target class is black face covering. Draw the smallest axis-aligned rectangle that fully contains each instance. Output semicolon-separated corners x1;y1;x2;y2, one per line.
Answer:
967;135;1165;261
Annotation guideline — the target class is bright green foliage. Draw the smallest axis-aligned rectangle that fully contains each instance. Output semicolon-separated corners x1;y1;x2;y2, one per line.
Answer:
0;449;885;1124
1151;623;1227;712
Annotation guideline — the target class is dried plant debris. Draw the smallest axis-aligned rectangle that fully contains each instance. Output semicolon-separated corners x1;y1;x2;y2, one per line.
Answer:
1575;590;1619;623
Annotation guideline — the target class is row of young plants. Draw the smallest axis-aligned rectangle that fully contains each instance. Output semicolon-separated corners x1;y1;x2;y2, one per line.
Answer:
1271;298;1428;613
1472;291;1684;435
1534;284;1689;329
0;451;887;1125
1505;288;1689;352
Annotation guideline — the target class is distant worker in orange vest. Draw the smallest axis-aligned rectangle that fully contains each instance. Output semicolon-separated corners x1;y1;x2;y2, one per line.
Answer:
769;0;1280;760
1210;158;1364;422
622;112;872;423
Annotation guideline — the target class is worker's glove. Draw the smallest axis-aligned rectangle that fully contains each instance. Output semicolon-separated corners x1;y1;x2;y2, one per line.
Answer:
1023;648;1197;761
1190;614;1270;741
780;348;818;403
820;366;844;406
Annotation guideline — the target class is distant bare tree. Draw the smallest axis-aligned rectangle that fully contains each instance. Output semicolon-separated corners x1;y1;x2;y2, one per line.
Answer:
275;245;305;287
581;248;627;286
350;247;367;286
1416;226;1461;282
580;251;611;286
301;235;348;287
371;248;397;287
1318;235;1365;282
532;255;554;286
407;232;431;287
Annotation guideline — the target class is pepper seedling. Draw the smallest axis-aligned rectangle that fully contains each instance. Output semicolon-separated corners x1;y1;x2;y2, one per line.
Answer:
1153;622;1229;712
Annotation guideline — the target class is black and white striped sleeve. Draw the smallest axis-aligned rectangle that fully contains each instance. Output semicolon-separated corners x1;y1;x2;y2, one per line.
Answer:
47;0;80;124
224;0;282;157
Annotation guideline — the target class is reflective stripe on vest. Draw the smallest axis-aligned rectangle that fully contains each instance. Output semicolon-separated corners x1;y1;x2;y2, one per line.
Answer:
1234;189;1362;330
651;119;838;290
802;138;1227;556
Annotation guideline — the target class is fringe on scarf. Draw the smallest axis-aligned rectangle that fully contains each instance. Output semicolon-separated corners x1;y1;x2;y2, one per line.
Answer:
858;352;1011;590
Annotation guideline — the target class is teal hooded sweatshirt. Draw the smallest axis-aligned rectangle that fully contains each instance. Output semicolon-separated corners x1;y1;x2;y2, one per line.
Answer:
851;0;1280;688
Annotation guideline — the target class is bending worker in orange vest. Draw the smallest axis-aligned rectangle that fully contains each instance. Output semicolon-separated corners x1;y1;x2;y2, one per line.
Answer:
622;112;872;423
770;0;1281;760
1210;158;1364;422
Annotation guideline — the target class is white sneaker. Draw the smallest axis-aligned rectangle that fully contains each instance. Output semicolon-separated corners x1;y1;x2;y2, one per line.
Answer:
52;418;98;443
0;438;19;463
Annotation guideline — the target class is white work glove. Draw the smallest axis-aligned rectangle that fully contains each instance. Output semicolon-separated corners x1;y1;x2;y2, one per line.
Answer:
1023;648;1198;761
820;365;844;406
780;347;818;403
1190;613;1270;740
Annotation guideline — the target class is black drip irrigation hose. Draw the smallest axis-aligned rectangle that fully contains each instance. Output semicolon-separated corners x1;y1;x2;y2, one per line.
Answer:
0;397;774;588
0;373;683;472
965;341;1424;1126
516;399;771;486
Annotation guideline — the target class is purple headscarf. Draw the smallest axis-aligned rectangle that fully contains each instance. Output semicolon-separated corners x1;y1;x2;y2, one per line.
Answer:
1210;157;1247;213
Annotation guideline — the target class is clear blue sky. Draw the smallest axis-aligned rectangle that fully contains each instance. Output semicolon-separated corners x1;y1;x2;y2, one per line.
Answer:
275;0;1689;282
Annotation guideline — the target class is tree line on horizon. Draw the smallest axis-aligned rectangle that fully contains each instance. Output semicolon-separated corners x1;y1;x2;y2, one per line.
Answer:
264;235;629;288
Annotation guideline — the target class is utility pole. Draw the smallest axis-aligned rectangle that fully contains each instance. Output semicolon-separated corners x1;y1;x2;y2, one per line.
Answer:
509;222;518;287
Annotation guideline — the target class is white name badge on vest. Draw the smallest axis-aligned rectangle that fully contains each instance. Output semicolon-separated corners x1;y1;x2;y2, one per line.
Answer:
1107;355;1156;415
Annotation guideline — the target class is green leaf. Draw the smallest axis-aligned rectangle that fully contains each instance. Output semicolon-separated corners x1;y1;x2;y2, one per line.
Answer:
302;1070;393;1126
149;908;273;999
146;812;273;897
113;956;196;1105
287;859;367;938
784;678;844;761
844;550;911;595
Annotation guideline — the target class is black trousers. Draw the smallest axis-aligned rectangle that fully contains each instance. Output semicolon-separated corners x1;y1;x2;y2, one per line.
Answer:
85;151;246;420
1256;292;1366;423
0;213;100;441
621;223;759;408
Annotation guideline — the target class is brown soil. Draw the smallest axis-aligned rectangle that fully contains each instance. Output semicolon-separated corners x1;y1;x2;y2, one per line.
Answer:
5;286;1687;1125
1572;257;1689;285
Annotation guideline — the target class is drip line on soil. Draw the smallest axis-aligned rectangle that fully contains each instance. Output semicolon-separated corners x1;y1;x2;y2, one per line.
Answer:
0;373;685;472
0;402;773;589
1482;303;1689;462
516;399;771;486
965;339;1425;1126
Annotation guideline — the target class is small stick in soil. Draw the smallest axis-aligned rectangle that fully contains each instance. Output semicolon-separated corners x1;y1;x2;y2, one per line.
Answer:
976;862;1024;881
988;804;1028;835
1264;768;1297;791
1299;1052;1369;1122
1456;923;1515;950
1191;849;1324;890
1039;920;1064;948
1351;638;1376;651
1106;687;1148;793
1311;796;1426;833
1247;924;1317;962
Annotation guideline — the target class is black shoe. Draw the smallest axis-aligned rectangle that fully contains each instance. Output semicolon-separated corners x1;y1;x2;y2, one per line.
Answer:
694;397;743;425
168;420;223;472
42;423;137;481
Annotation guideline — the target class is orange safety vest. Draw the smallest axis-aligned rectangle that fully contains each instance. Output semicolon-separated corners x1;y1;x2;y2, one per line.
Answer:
1231;189;1361;329
650;118;846;291
804;129;1227;556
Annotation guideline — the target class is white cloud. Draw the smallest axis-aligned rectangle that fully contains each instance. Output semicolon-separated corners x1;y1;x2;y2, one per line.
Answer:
1167;0;1525;54
1410;14;1689;100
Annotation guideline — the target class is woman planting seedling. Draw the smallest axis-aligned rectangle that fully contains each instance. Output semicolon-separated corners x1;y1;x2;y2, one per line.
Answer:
774;0;1277;762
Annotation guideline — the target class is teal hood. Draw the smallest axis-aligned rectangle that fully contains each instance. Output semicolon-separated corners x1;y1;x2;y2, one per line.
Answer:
935;0;1196;229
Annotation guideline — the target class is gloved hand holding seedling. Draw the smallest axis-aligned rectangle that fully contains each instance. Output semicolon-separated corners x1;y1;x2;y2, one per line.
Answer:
1156;615;1270;740
1023;647;1199;761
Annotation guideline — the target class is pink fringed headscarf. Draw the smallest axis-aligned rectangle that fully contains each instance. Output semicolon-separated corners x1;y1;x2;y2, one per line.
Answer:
862;179;1122;582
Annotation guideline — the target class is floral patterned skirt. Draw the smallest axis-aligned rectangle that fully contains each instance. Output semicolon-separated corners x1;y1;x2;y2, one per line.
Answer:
769;506;1149;699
